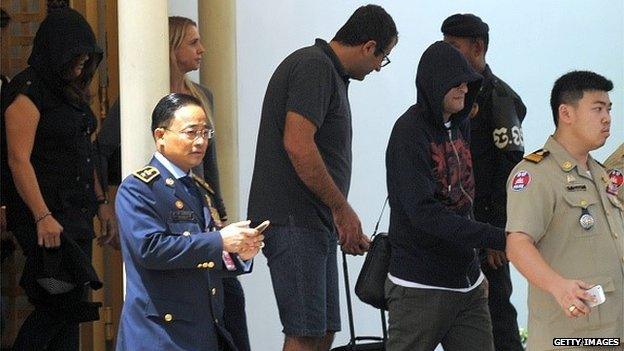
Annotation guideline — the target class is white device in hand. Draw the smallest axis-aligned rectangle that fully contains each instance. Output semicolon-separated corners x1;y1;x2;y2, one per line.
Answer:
586;285;606;307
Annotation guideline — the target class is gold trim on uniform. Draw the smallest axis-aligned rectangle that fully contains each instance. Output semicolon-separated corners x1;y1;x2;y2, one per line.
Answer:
132;166;160;183
524;149;550;164
191;174;215;195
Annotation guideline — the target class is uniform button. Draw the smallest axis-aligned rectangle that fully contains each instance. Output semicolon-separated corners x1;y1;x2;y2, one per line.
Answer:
85;184;90;189
86;158;91;163
207;261;215;269
580;200;588;207
76;176;80;181
214;318;218;324
211;288;216;295
164;313;173;322
202;262;209;269
614;233;618;238
182;231;191;237
197;263;203;268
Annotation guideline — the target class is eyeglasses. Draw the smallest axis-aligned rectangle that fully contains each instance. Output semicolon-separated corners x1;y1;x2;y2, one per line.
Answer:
164;127;214;141
380;50;391;68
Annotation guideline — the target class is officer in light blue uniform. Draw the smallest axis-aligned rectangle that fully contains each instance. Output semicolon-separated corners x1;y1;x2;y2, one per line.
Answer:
115;93;264;351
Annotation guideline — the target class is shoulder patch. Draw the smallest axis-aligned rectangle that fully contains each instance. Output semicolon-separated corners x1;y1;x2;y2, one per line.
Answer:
524;149;550;164
132;166;160;183
609;168;623;189
511;170;532;191
191;174;215;195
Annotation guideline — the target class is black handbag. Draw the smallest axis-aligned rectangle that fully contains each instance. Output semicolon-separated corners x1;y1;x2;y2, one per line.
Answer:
355;232;390;310
354;198;390;310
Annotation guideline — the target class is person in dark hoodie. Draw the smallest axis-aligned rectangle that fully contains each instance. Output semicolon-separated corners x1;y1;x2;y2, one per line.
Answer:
385;41;506;351
442;14;526;351
0;8;116;350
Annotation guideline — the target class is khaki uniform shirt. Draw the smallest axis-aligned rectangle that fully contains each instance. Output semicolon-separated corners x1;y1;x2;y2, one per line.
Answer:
604;143;624;203
507;136;624;351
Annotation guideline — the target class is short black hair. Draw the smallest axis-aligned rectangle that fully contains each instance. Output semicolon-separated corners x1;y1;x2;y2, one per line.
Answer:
332;4;398;54
151;93;203;133
550;71;613;126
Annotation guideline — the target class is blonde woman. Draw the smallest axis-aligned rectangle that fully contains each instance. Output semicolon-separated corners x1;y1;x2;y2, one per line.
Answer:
96;16;249;351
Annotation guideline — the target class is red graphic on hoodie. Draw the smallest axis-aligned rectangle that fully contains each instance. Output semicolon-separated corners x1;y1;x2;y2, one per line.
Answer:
430;135;475;210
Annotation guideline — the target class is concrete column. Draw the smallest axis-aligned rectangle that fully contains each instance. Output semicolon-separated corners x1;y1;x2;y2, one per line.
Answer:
118;0;169;177
198;1;240;220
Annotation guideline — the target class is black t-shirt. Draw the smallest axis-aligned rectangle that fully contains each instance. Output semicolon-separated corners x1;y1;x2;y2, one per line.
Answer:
248;39;352;231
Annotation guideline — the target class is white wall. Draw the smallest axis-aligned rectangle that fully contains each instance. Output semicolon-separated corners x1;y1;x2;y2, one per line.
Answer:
236;1;623;349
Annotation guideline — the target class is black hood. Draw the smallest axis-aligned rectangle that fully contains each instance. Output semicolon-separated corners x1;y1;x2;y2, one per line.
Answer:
416;41;482;129
27;8;103;96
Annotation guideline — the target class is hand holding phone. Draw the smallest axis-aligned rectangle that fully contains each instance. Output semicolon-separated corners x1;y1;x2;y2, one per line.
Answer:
254;220;270;233
585;285;606;307
250;220;270;249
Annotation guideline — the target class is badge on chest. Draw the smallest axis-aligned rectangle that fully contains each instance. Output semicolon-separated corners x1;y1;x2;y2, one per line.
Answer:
170;210;196;222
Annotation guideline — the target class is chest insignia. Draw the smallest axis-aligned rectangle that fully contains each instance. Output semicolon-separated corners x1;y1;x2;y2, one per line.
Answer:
579;208;595;230
566;184;587;192
165;178;175;187
171;210;195;222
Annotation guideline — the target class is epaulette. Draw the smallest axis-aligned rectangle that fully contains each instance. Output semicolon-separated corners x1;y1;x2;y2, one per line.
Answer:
191;174;215;195
132;166;160;183
524;149;550;164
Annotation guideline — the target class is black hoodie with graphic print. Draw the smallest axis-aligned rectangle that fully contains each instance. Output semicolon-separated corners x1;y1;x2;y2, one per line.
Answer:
386;41;506;289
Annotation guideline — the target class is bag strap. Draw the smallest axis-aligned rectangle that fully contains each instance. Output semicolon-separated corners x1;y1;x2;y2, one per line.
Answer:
373;197;389;341
371;197;389;237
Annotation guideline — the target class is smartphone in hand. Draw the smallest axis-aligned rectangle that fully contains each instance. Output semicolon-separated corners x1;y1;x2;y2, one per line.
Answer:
586;285;606;307
254;220;270;233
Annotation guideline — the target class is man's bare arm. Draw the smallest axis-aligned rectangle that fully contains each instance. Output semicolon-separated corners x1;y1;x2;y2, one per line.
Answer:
283;112;368;254
507;231;594;318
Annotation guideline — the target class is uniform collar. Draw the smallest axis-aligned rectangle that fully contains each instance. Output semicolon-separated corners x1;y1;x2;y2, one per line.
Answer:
544;136;599;178
154;152;189;180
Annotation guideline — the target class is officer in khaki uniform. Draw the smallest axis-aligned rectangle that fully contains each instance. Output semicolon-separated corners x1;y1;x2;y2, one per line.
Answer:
506;71;624;351
604;143;624;203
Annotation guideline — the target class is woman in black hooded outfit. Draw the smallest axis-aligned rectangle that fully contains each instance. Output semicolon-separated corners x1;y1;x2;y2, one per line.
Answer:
1;8;117;350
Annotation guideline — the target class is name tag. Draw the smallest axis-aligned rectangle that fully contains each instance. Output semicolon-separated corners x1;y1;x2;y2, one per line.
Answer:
170;210;196;222
566;184;587;192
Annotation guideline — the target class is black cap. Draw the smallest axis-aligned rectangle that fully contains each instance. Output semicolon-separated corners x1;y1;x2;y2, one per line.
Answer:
441;13;489;47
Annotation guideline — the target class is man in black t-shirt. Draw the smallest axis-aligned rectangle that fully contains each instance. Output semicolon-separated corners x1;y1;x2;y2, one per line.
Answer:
247;5;397;351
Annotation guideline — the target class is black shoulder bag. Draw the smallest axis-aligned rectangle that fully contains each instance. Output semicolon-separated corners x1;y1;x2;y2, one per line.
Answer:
354;198;390;310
